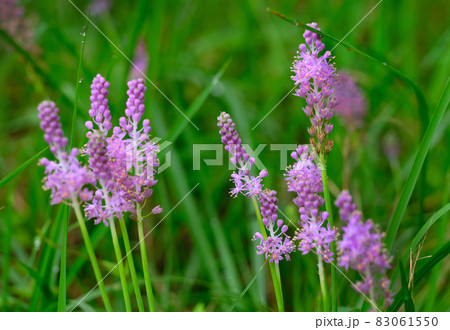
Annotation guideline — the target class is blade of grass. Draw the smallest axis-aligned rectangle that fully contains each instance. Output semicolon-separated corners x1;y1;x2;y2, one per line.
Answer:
410;203;450;251
57;206;69;312
0;147;48;189
397;252;415;312
2;187;12;311
227;262;266;312
30;205;64;311
385;78;450;251
424;174;449;311
56;21;89;313
0;29;74;110
166;59;231;143
388;241;450;312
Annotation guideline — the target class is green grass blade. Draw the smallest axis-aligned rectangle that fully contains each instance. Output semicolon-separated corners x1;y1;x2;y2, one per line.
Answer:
57;207;69;312
2;188;13;311
410;203;450;251
30;205;64;311
388;241;450;312
266;8;429;131
397;252;415;312
0;147;48;189
385;78;450;251
227;262;266;312
0;28;74;110
166;59;231;143
70;24;88;147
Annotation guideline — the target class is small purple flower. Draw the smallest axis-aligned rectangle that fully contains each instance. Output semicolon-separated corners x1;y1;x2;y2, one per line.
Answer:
37;101;93;205
85;74;112;137
129;38;149;80
218;112;294;263
291;23;337;154
285;145;337;262
335;190;393;308
333;72;367;129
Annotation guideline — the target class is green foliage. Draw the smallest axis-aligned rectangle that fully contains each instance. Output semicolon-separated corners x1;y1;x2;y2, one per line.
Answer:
0;0;449;312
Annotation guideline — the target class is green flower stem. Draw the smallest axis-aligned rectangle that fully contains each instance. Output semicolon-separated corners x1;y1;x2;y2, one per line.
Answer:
318;254;330;312
108;218;132;312
118;218;145;312
57;206;69;312
251;195;285;312
137;205;156;312
319;152;337;312
72;199;112;312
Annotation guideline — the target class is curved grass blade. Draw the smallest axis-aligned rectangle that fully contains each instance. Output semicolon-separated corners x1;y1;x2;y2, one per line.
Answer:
0;147;48;189
385;78;450;251
227;262;266;312
266;8;429;130
166;58;231;143
0;29;74;109
388;241;450;312
1;188;12;311
30;205;64;311
397;252;415;312
410;203;450;251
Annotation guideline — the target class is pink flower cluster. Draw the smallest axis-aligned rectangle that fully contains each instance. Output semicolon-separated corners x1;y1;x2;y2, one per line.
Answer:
285;145;336;262
37;74;162;226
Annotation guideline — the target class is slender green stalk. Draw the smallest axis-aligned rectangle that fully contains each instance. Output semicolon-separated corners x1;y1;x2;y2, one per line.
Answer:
319;153;337;312
108;219;132;312
318;254;330;312
71;199;112;312
57;206;69;312
118;218;145;312
137;205;156;312
251;196;284;312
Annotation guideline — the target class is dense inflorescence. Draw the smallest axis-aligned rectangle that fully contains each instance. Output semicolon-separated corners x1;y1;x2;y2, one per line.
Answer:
37;74;162;225
37;101;94;205
334;72;367;129
218;112;295;263
335;190;393;309
285;145;336;262
291;23;337;154
85;74;112;137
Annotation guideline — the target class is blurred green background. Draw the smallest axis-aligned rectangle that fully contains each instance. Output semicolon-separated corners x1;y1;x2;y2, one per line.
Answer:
0;0;449;311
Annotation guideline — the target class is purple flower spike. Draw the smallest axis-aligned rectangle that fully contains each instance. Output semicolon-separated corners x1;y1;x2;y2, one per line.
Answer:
291;23;337;154
334;72;367;129
37;101;68;155
86;74;112;137
123;78;147;130
108;78;161;213
285;145;337;262
335;190;393;309
217;112;248;165
37;101;93;205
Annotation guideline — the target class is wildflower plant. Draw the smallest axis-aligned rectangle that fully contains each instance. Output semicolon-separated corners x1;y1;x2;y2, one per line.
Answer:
217;111;294;311
290;22;338;311
335;190;393;310
37;74;162;312
37;100;112;311
285;144;337;311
